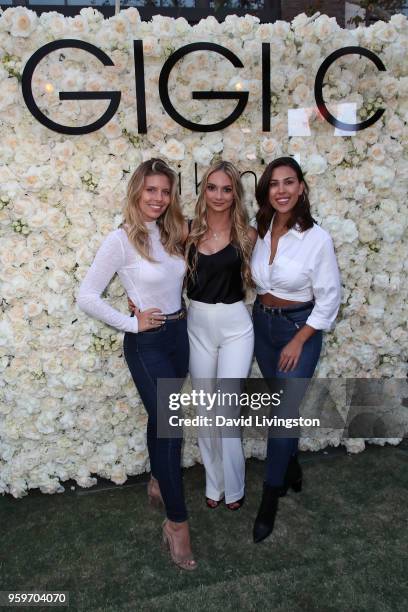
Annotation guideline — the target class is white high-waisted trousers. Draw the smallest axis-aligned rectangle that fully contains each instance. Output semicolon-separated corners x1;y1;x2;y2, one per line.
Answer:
187;299;254;503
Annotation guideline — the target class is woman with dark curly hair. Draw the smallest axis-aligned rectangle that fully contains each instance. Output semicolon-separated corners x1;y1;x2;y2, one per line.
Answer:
251;157;341;542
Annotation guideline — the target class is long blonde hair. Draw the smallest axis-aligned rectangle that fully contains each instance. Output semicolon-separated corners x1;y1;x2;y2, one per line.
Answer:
123;159;184;261
186;161;254;288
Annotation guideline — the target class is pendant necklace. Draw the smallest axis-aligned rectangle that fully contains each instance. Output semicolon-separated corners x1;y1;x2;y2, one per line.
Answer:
208;226;229;241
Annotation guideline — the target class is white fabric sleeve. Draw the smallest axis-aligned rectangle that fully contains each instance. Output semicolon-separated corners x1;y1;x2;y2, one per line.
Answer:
77;232;138;333
306;236;341;331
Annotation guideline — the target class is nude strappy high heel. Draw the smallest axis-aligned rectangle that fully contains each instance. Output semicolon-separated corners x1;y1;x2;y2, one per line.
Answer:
147;476;164;509
162;520;197;571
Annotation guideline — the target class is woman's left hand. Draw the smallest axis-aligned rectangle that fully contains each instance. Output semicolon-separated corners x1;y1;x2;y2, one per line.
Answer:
128;298;137;314
278;337;304;372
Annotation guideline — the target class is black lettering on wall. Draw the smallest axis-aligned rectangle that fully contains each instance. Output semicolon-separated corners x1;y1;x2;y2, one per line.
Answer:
314;46;386;132
22;39;121;135
159;42;248;132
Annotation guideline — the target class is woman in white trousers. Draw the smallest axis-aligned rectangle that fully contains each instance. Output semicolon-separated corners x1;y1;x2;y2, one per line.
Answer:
185;161;257;510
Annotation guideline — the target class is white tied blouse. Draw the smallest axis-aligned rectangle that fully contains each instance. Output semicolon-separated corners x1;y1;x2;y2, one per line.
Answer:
77;222;186;333
251;221;341;331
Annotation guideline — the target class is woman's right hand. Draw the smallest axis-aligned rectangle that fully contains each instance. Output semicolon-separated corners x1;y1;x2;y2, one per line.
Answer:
127;299;165;331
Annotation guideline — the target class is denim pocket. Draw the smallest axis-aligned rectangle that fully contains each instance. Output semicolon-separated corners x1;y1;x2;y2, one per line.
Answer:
283;307;313;329
138;323;167;336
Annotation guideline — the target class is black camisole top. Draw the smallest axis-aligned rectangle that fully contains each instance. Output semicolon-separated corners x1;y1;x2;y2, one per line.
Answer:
186;243;245;304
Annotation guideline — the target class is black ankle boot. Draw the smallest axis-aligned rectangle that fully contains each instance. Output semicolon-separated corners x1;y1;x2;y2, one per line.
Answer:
280;454;303;497
253;483;280;543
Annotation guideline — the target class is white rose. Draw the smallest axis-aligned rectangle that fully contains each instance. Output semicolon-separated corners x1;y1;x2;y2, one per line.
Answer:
192;145;213;166
9;7;37;38
47;270;72;293
110;464;127;485
270;70;286;92
288;69;308;91
256;23;274;41
60;370;86;390
358;219;377;243
372;166;395;189
298;43;321;66
314;15;337;42
288;138;307;155
378;220;406;243
272;20;290;39
24;302;44;319
152;15;175;38
260;138;281;160
369;143;386;163
39;11;66;36
0;319;14;348
372;273;389;290
305;154;327;175
75;471;97;489
326;143;346;166
325;216;358;244
292;83;312;107
142;36;160;57
2;274;30;302
160;138;185;161
102;120;123;140
374;21;397;43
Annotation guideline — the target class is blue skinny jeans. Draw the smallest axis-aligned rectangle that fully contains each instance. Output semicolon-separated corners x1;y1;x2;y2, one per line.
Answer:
253;299;322;487
124;315;189;522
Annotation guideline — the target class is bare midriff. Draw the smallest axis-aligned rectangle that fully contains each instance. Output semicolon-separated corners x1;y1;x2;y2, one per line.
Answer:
258;293;306;308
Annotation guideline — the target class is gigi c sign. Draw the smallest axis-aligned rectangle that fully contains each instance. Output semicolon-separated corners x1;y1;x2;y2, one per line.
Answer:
21;40;386;136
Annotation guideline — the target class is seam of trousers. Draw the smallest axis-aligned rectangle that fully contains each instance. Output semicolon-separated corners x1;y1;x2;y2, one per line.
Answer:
132;342;187;522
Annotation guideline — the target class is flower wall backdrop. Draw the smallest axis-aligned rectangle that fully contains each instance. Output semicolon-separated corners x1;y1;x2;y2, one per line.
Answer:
0;8;407;496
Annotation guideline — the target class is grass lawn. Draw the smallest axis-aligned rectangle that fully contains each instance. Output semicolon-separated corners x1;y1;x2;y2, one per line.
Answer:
1;443;407;612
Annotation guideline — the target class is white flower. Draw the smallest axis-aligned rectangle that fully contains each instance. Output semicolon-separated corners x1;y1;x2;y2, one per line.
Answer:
0;10;405;497
372;166;395;189
24;302;44;319
0;320;14;348
110;464;127;485
8;7;37;38
260;138;281;160
373;21;397;43
314;15;337;42
192;145;213;166
298;43;321;66
160;138;185;161
292;83;313;107
47;270;72;293
305;154;327;175
326;143;346;166
324;216;358;244
152;15;175;38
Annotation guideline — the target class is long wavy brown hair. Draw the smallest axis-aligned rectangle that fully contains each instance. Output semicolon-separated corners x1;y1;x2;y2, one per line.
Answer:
186;161;254;288
122;159;185;261
255;157;314;239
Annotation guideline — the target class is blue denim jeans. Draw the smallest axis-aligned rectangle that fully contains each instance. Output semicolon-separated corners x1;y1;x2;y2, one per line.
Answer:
124;315;189;522
253;299;322;487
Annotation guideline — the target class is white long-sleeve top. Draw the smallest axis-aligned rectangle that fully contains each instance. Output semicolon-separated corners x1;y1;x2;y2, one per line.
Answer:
251;221;341;331
77;223;186;333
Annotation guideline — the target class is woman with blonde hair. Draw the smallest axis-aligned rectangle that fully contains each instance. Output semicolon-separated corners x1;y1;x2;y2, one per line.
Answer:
186;160;257;510
77;159;196;570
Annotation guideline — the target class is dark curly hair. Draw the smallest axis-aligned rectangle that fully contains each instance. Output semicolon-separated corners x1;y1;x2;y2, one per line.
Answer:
255;157;314;239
